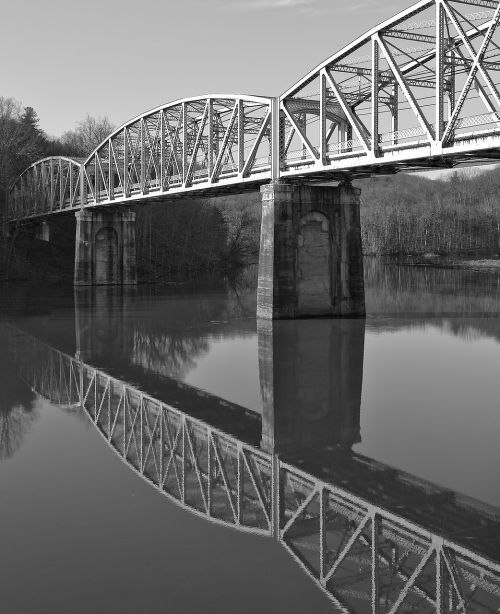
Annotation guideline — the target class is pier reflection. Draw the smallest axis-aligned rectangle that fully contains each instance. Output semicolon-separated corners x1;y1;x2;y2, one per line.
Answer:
74;285;262;442
2;284;500;613
258;318;363;456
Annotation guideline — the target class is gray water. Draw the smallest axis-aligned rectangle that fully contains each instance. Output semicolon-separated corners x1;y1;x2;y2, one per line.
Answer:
1;260;499;613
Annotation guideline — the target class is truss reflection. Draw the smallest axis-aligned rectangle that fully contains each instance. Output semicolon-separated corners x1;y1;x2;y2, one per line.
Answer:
2;322;499;613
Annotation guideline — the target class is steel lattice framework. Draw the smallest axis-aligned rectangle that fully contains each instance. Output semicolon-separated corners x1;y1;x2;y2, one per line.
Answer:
9;157;83;221
280;0;500;180
9;96;273;222
9;0;500;223
81;95;273;203
4;322;500;614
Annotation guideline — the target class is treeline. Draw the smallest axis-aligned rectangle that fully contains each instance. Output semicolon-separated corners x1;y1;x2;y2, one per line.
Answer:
0;99;65;216
0;97;114;216
135;193;261;278
187;169;500;265
189;170;500;264
136;169;500;276
136;202;228;276
0;97;121;280
357;170;500;256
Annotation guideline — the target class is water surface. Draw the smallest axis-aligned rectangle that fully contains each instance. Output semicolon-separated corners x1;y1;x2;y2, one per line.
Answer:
1;260;499;613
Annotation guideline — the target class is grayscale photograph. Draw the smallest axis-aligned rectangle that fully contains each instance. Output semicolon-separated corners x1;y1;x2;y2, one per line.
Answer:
1;0;499;612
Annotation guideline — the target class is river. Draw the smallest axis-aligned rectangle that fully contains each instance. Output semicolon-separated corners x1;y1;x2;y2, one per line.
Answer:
0;259;499;613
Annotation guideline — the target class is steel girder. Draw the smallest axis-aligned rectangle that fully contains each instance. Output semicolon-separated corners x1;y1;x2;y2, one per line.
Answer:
4;322;500;613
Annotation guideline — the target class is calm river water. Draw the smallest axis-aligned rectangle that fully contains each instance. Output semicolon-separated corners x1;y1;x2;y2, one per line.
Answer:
0;259;499;613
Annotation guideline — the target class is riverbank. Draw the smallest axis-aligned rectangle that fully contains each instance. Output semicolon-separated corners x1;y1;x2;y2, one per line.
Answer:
380;254;500;272
454;259;500;271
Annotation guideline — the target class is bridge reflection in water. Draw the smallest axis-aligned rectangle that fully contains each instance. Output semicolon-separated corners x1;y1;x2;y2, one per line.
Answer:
2;298;500;614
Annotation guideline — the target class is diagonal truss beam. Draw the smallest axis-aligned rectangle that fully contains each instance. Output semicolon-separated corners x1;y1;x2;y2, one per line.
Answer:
324;68;371;153
211;435;238;522
241;110;271;177
282;103;320;160
376;33;435;142
211;102;239;183
441;0;500;144
185;102;209;188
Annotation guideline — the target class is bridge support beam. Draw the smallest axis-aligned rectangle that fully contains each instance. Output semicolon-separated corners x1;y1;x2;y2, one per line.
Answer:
74;208;137;286
257;181;365;319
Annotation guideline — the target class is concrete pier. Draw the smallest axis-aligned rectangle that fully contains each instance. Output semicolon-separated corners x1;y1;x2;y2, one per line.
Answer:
257;181;365;319
74;208;136;286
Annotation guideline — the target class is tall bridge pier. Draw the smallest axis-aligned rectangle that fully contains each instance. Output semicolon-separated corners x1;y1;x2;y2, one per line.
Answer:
257;181;365;319
74;208;137;286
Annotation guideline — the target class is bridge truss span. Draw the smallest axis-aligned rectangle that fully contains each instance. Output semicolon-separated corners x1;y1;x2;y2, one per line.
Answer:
280;0;500;178
8;96;273;222
9;157;83;222
84;95;272;207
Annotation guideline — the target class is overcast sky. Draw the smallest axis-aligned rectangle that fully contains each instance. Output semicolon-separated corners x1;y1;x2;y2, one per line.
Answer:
3;0;415;137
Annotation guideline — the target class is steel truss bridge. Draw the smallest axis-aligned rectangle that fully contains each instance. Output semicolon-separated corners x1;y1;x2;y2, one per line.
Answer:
9;0;500;222
4;323;500;614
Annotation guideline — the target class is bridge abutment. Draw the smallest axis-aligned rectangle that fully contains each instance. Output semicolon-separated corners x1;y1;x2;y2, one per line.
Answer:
74;208;137;286
257;181;365;319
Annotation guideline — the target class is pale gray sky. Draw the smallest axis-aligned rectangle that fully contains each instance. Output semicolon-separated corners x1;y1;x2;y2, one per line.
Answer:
3;0;412;137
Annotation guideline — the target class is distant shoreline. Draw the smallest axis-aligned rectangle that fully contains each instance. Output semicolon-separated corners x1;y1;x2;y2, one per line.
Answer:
379;255;500;272
454;259;500;271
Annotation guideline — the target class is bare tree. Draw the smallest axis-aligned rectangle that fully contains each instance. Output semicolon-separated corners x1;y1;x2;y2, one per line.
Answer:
60;114;115;157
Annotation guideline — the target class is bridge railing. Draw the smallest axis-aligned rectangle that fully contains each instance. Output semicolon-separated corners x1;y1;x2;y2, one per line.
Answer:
3;322;500;612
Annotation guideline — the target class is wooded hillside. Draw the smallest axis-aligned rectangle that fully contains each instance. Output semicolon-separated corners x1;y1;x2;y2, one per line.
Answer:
357;171;500;256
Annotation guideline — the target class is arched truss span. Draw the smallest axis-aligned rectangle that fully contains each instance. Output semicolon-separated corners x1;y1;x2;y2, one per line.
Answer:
9;157;83;222
280;0;500;177
82;95;273;207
